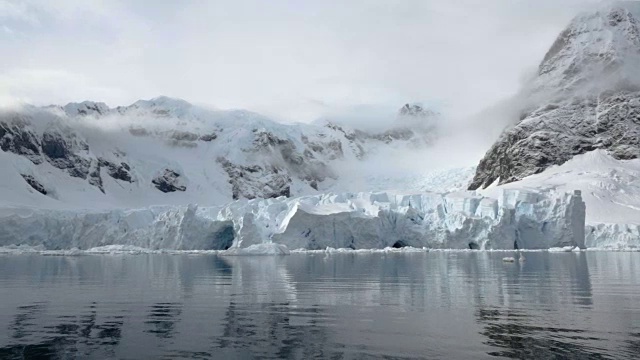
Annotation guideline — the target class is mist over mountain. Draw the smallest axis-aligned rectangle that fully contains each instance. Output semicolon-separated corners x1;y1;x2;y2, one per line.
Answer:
470;2;640;190
0;97;460;209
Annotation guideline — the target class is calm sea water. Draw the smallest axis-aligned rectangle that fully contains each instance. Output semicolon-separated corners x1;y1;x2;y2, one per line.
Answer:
0;251;639;359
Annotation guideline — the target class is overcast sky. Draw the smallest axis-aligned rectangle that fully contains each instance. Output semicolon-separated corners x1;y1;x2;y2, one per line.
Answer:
0;0;604;122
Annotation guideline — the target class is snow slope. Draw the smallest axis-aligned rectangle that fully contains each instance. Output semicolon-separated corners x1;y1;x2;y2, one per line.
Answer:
0;97;454;210
482;150;640;249
470;3;640;190
465;2;640;249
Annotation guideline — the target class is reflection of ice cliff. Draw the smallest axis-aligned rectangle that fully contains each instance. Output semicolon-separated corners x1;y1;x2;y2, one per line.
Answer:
0;188;586;250
2;252;639;358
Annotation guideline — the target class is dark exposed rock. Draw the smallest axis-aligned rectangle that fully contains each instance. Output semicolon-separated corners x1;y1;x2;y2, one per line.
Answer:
88;161;104;193
302;134;344;160
41;129;92;180
398;103;436;118
372;127;414;144
469;91;640;190
199;133;217;142
20;174;47;195
1;114;109;192
250;130;336;189
129;127;150;137
469;6;640;190
0;118;43;164
98;158;133;183
252;129;288;148
62;101;109;117
169;130;199;141
217;157;291;200
41;131;70;159
166;139;198;148
152;169;186;193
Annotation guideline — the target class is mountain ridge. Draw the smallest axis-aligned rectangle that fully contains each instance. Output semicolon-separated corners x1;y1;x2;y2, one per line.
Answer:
0;97;446;209
469;3;640;190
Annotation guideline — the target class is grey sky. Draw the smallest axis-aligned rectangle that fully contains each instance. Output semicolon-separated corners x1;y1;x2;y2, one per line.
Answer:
0;0;602;122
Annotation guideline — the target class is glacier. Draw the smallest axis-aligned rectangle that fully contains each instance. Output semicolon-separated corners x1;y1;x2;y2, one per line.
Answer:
483;150;640;250
0;189;586;252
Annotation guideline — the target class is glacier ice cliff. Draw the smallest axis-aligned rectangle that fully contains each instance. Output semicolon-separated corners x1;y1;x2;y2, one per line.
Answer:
0;189;586;251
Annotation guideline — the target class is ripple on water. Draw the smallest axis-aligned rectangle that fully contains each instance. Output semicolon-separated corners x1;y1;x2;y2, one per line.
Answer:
0;252;639;359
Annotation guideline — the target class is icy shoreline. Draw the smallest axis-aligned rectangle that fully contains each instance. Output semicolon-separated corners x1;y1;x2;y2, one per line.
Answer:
1;243;637;256
0;188;587;251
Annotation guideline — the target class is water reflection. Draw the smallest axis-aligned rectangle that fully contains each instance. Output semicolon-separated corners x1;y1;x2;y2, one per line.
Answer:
0;301;127;359
476;307;609;359
145;303;182;339
0;252;638;359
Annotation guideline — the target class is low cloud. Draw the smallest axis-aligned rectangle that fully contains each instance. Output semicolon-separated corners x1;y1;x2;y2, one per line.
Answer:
0;0;604;123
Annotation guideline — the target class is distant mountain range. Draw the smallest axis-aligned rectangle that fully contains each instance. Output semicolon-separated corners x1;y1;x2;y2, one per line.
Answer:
0;97;440;208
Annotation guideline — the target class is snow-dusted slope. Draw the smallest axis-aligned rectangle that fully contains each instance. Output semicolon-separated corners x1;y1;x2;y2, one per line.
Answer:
0;189;586;251
0;97;446;209
470;3;640;190
463;2;640;249
481;150;640;249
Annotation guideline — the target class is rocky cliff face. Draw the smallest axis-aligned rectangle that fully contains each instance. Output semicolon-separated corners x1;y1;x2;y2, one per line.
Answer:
0;98;438;206
469;4;640;190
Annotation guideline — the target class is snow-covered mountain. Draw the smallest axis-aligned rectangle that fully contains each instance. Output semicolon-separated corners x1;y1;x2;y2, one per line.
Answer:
470;3;640;190
4;3;640;251
481;150;640;249
0;97;445;209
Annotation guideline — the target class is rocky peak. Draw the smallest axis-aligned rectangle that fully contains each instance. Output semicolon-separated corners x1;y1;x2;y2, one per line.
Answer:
534;4;640;95
398;103;435;118
468;4;640;190
62;101;110;117
123;96;193;117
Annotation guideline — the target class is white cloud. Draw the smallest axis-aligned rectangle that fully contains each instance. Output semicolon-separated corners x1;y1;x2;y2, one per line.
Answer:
0;68;126;106
0;0;605;122
2;25;13;35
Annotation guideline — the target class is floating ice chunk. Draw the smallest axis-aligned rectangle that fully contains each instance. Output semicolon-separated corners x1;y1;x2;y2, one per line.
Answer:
85;245;155;254
0;244;46;254
548;246;577;252
221;243;290;256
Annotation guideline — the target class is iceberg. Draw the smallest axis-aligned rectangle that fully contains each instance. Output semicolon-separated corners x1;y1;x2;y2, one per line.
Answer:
0;189;586;251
